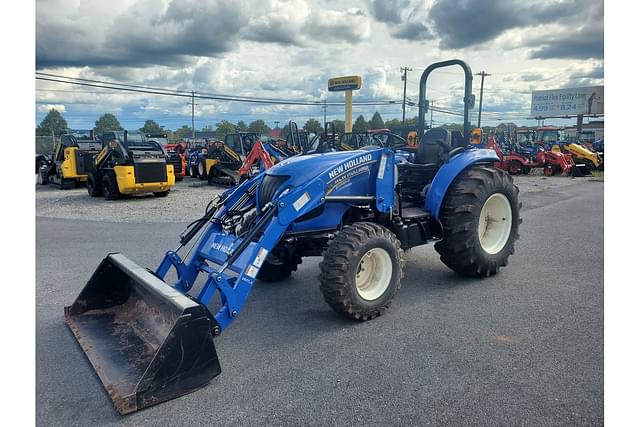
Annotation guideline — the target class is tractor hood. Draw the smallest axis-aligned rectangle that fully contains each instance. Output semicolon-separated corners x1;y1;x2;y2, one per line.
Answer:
265;150;380;187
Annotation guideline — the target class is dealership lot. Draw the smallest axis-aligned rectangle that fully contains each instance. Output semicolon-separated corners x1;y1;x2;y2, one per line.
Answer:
36;177;603;426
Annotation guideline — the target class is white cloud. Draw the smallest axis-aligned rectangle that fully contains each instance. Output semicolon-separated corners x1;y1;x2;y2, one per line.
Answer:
35;0;604;128
38;104;66;113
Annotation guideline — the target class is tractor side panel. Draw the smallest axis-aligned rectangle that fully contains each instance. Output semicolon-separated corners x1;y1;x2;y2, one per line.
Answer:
425;149;499;218
288;152;381;232
61;147;85;179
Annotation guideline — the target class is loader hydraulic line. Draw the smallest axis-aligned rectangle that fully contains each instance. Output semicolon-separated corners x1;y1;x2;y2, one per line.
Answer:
179;180;258;246
221;202;277;272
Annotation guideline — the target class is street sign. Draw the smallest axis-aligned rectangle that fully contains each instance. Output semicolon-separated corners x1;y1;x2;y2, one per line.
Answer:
328;76;362;92
531;86;604;118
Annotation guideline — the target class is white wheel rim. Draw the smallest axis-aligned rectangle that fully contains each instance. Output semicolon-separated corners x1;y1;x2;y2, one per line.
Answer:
478;193;513;255
198;163;204;176
355;248;393;301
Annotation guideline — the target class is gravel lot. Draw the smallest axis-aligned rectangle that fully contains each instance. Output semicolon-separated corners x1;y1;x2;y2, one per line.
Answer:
36;171;603;223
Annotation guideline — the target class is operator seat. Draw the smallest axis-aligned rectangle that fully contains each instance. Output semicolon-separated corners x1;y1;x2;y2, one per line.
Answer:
414;128;452;164
397;128;454;206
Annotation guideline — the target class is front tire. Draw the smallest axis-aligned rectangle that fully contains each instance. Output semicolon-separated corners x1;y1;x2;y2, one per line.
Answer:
198;161;207;180
257;254;302;282
37;170;48;185
508;161;522;175
434;166;521;277
102;173;120;200
87;173;102;197
319;222;404;320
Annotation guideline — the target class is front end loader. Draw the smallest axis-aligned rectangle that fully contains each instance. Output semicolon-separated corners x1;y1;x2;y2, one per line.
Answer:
202;132;256;185
66;60;521;415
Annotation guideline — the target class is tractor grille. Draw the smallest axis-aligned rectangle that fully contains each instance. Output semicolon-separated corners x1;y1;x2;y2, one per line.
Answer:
134;161;168;184
257;174;289;210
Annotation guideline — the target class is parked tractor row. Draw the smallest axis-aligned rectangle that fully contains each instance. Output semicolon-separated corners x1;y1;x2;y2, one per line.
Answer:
38;130;176;199
480;126;604;177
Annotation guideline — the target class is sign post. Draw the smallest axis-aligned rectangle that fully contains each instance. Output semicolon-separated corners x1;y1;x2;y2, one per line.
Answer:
328;76;362;133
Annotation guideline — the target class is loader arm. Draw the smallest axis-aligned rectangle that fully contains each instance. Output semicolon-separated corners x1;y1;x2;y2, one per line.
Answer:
237;140;275;176
155;174;326;330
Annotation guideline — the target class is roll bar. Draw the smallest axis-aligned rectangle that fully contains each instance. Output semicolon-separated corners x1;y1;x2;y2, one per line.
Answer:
417;59;474;141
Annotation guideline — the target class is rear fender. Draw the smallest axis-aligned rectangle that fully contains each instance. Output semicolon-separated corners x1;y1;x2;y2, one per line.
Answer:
425;148;499;218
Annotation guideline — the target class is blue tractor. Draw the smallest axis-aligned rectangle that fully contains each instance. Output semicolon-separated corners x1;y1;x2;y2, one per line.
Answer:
64;60;521;414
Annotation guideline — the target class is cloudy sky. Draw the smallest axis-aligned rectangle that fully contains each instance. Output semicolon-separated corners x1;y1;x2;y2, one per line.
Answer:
35;0;604;130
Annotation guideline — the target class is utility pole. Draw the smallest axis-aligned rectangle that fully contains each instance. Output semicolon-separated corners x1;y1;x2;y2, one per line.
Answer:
400;67;412;128
191;91;196;141
323;97;327;127
274;120;280;129
430;101;434;129
476;71;491;128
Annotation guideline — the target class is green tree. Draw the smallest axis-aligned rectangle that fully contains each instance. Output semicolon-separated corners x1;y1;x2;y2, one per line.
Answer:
304;118;322;134
216;120;236;139
140;119;163;135
401;116;418;127
441;123;464;132
94;113;123;134
384;118;403;133
174;125;192;140
369;111;384;129
332;120;345;135
236;120;248;132
37;109;68;136
352;115;370;132
248;119;270;135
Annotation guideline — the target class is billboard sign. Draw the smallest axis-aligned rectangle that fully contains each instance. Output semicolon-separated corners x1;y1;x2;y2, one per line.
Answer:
328;76;362;92
530;86;604;117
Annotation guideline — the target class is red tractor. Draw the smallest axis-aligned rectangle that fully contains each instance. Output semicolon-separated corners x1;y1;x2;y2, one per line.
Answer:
485;135;541;174
485;135;577;177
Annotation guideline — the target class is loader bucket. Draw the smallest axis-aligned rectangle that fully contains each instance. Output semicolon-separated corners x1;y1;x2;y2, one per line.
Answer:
64;253;221;415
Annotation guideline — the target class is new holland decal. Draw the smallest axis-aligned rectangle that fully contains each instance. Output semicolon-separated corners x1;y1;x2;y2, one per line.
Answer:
326;154;376;194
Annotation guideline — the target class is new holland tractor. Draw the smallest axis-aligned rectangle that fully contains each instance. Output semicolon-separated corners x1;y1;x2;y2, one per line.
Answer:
37;129;102;188
86;130;175;199
65;60;521;415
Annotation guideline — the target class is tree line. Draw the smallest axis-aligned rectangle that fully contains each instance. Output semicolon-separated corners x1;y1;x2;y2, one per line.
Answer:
36;108;482;143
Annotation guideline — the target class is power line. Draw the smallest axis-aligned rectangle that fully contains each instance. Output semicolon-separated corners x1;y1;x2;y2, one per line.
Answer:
36;73;401;106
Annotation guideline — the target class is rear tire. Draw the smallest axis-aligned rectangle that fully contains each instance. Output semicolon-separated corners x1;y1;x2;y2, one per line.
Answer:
434;166;521;277
87;173;102;197
102;173;120;200
319;222;404;321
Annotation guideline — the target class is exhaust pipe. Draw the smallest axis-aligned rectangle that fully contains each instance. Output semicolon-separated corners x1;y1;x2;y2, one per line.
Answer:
64;253;221;414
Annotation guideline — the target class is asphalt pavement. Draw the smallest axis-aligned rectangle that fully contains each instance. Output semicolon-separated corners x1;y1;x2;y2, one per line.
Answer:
36;179;604;426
